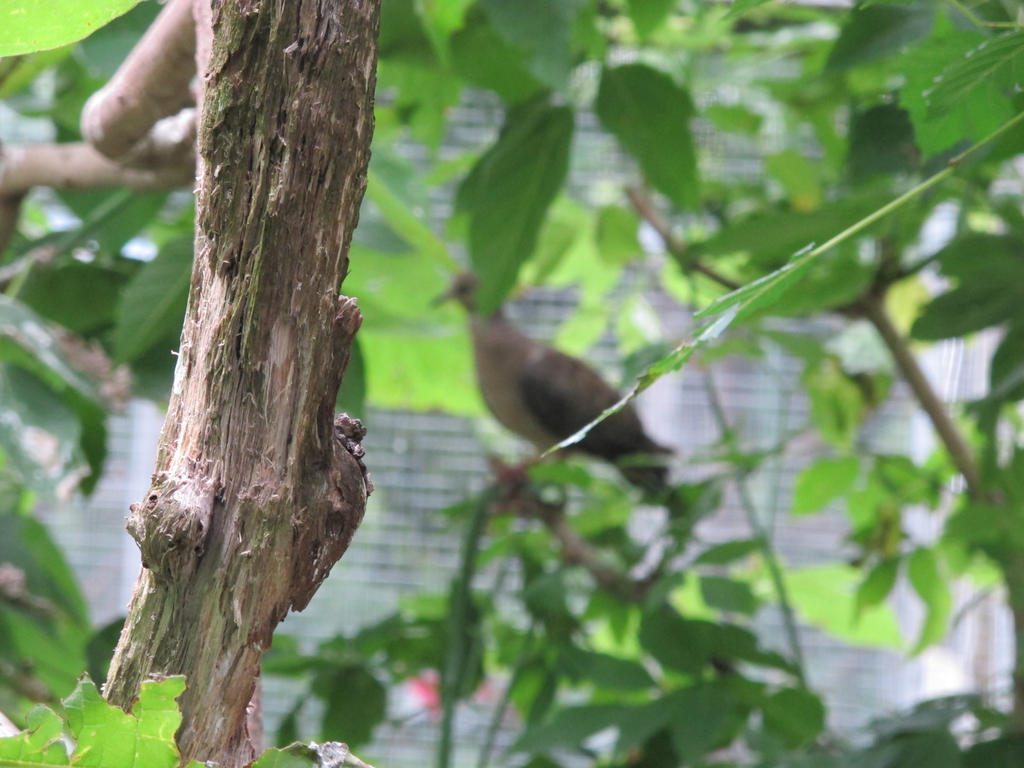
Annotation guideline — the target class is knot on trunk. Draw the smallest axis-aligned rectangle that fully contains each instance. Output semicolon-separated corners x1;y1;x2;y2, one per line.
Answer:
288;413;370;611
334;412;372;495
127;471;214;582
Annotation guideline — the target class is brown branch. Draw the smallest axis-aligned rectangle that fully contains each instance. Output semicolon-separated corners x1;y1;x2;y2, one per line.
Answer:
856;292;983;500
80;0;196;164
0;193;23;255
626;185;741;291
491;470;651;602
0;143;194;196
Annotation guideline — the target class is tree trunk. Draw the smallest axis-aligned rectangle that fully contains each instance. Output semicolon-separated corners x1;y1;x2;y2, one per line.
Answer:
102;2;380;766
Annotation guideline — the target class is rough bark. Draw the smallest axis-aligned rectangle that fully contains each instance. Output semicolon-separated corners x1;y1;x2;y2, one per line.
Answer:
101;2;380;766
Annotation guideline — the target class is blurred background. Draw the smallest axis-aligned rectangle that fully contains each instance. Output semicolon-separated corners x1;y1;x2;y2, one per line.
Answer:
3;1;1024;766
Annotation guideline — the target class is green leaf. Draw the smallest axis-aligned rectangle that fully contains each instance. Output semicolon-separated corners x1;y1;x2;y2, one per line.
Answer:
0;0;143;56
450;13;544;103
964;736;1024;768
62;676;186;768
694;538;763;566
0;295;107;492
785;564;903;648
511;703;628;753
667;684;738;761
626;0;676;37
0;705;70;765
705;104;762;135
803;360;864;450
846;104;918;182
365;171;457;270
596;64;698;209
314;664;386;748
457;98;573;314
990;323;1024;402
595;205;640;265
906;548;951;654
691;194;886;269
856;558;900;616
559;647;656;690
0;511;88;624
0;364;81;493
900;18;1007;155
792;457;859;515
764;149;821;211
482;0;576;91
761;688;825;748
113;237;192;363
911;235;1024;340
724;0;772;18
18;263;128;337
859;730;961;768
699;576;758;615
927;31;1024;119
825;3;934;71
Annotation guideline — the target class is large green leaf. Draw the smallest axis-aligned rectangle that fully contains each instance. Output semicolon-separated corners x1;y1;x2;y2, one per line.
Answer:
784;564;902;648
482;0;576;91
926;31;1024;119
450;12;544;103
313;664;386;748
0;296;107;492
64;676;184;767
899;17;1004;155
596;64;698;209
0;677;203;767
761;688;825;748
113;237;192;363
911;234;1024;340
0;508;88;624
0;364;81;493
457;98;573;314
0;0;142;56
846;104;918;182
668;684;741;761
511;703;628;753
18;263;129;337
825;2;934;71
558;646;656;691
691;194;887;269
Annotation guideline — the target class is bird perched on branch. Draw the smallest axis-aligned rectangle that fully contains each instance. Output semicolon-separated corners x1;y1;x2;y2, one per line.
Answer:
438;273;671;495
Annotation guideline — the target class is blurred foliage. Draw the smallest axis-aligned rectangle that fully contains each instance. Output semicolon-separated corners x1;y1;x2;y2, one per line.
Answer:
2;0;1024;767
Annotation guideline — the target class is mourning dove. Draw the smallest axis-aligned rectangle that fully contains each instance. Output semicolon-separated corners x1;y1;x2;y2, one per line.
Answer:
440;274;671;494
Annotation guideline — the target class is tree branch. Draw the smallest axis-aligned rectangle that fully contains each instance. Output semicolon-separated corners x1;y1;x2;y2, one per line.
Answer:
855;292;983;500
492;472;651;603
80;0;196;164
0;142;194;196
626;186;741;291
701;369;807;686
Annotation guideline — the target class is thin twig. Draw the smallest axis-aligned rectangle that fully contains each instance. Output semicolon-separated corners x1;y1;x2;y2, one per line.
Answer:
855;292;982;500
438;489;496;768
625;186;741;291
702;369;808;686
476;621;537;768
